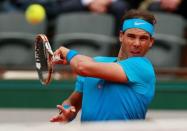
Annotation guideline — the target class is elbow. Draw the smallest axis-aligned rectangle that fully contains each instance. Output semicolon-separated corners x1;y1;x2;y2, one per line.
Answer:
76;61;89;76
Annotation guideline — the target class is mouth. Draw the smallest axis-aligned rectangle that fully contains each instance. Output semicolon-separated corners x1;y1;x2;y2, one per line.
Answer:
130;51;141;55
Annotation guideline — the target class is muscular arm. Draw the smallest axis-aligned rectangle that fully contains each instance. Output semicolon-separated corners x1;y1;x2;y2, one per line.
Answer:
54;47;128;83
70;55;128;83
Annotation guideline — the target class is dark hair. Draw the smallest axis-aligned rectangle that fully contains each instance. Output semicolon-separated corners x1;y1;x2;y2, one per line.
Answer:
120;9;156;30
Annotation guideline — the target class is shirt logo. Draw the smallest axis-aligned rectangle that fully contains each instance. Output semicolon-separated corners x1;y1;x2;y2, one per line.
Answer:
134;22;146;26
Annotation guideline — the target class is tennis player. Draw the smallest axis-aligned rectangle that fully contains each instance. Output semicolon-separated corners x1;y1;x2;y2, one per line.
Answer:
50;9;156;122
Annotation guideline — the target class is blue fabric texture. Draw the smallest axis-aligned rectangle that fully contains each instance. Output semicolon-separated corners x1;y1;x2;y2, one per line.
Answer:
122;18;154;36
75;56;156;121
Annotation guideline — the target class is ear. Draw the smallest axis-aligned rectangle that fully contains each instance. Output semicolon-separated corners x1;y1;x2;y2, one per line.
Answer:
119;31;123;43
149;37;155;48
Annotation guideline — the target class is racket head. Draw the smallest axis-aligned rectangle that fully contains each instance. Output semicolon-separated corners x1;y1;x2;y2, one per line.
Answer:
35;34;53;85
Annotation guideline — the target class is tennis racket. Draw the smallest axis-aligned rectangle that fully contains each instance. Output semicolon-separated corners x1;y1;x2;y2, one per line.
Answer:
35;34;60;85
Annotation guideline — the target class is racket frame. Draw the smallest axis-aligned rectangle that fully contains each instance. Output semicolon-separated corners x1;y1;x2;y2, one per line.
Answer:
35;34;54;85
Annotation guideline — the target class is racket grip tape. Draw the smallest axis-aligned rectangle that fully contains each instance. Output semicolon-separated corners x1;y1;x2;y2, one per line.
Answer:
66;50;78;63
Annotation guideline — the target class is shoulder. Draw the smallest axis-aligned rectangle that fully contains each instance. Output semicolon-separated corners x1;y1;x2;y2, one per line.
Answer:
119;57;152;67
117;57;155;82
120;57;154;72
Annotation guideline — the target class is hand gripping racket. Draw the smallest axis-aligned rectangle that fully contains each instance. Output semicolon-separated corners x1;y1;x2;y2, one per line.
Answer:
35;34;60;85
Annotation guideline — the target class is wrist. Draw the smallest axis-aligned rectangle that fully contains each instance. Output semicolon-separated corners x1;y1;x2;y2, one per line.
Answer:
62;104;76;122
66;50;78;63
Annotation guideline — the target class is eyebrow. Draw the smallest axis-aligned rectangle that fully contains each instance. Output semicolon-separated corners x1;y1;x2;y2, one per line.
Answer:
126;32;149;36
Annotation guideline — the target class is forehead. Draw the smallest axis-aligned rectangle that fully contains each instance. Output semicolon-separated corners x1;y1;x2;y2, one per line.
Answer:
125;28;150;36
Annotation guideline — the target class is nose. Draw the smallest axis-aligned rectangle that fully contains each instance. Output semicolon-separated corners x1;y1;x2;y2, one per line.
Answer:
133;39;141;48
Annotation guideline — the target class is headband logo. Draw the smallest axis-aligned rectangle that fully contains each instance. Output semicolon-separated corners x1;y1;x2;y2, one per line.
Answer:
134;22;146;26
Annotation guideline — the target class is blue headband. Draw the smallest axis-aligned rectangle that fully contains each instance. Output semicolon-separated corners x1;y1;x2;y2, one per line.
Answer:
122;18;154;36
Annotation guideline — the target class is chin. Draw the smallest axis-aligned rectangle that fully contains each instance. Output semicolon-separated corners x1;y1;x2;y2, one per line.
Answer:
131;54;142;57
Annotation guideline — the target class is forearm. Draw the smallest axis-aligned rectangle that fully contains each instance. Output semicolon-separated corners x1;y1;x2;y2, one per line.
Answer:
58;47;93;74
70;54;94;74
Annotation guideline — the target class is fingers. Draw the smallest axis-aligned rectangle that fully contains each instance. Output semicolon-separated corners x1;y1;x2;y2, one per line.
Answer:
52;53;64;65
50;105;68;123
52;47;68;65
50;105;76;123
50;114;66;122
52;59;66;65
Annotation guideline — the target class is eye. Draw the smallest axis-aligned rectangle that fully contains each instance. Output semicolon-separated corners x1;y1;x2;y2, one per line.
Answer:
127;34;136;39
140;36;149;41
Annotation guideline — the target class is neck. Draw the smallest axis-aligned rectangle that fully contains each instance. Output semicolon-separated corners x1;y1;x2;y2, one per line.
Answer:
117;47;128;61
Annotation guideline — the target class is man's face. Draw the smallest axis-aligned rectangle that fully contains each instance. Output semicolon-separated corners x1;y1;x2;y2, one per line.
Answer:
119;28;154;58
